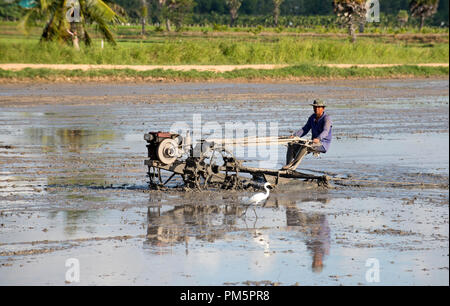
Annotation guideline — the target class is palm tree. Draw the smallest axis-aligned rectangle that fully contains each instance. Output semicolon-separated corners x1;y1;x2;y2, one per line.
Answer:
409;0;439;30
19;0;122;47
225;0;241;27
332;0;367;43
154;0;172;31
272;0;284;27
140;0;148;35
165;0;195;31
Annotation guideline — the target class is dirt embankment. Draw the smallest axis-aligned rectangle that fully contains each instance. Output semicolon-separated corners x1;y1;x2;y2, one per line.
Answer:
0;63;448;72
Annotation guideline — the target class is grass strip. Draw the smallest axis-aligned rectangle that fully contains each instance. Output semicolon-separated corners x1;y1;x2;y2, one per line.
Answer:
0;64;448;81
1;36;448;65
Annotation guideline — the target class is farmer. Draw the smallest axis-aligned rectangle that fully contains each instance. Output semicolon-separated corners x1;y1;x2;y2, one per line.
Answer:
282;99;332;171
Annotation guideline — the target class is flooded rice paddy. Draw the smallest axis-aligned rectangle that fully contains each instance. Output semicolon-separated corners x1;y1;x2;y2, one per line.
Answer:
0;79;448;285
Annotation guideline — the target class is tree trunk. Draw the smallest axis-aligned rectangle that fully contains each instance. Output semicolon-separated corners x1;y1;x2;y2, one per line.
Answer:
230;9;238;27
41;13;55;41
141;18;146;35
359;22;365;33
274;8;280;26
166;18;171;31
420;16;425;31
141;0;147;36
349;22;356;43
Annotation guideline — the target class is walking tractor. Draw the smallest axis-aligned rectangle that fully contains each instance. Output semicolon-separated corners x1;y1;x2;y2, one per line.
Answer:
144;131;329;190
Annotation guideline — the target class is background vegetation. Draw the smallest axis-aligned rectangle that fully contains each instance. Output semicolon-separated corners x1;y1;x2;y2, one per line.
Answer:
1;0;448;27
0;0;448;80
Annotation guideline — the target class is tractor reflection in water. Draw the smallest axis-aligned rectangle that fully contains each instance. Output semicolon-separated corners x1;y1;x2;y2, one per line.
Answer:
143;196;331;273
143;203;245;255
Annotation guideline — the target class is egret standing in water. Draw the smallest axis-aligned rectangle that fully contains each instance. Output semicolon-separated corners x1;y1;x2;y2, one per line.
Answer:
248;182;272;205
243;182;272;217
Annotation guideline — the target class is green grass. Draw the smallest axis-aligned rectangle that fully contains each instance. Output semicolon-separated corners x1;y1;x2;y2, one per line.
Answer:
0;35;448;65
1;65;447;81
0;21;448;80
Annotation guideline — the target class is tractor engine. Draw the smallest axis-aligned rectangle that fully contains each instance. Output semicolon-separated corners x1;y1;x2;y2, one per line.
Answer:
144;132;183;165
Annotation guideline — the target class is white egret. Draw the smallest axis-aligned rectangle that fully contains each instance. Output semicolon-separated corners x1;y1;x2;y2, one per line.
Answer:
242;183;272;217
247;182;272;205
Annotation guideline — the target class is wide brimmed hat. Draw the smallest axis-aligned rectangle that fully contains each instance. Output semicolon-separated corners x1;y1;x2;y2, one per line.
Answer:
310;99;326;107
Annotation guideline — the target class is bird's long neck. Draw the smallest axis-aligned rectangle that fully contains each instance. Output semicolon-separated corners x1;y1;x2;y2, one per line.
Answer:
264;186;270;196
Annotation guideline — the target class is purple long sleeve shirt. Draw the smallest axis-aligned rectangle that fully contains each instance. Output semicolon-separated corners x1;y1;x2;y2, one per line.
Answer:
294;113;333;152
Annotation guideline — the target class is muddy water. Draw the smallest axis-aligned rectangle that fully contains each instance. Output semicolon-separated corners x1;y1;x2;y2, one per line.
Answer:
0;79;448;285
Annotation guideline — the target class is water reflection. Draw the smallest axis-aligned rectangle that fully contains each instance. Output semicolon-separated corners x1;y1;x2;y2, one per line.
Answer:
1;127;120;198
25;128;116;153
144;195;331;272
22;127;119;189
47;210;99;236
144;201;244;254
285;200;330;273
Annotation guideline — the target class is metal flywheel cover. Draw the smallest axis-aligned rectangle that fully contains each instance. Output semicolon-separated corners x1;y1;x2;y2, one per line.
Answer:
157;139;178;165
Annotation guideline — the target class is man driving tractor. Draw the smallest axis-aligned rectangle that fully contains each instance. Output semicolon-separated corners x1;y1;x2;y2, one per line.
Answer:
282;99;333;171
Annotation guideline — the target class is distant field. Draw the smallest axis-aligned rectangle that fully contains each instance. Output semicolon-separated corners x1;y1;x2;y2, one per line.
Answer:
0;21;448;65
0;35;448;66
0;21;448;81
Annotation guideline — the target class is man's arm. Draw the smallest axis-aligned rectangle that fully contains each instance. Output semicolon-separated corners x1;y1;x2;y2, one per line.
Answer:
294;116;312;137
317;116;332;141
